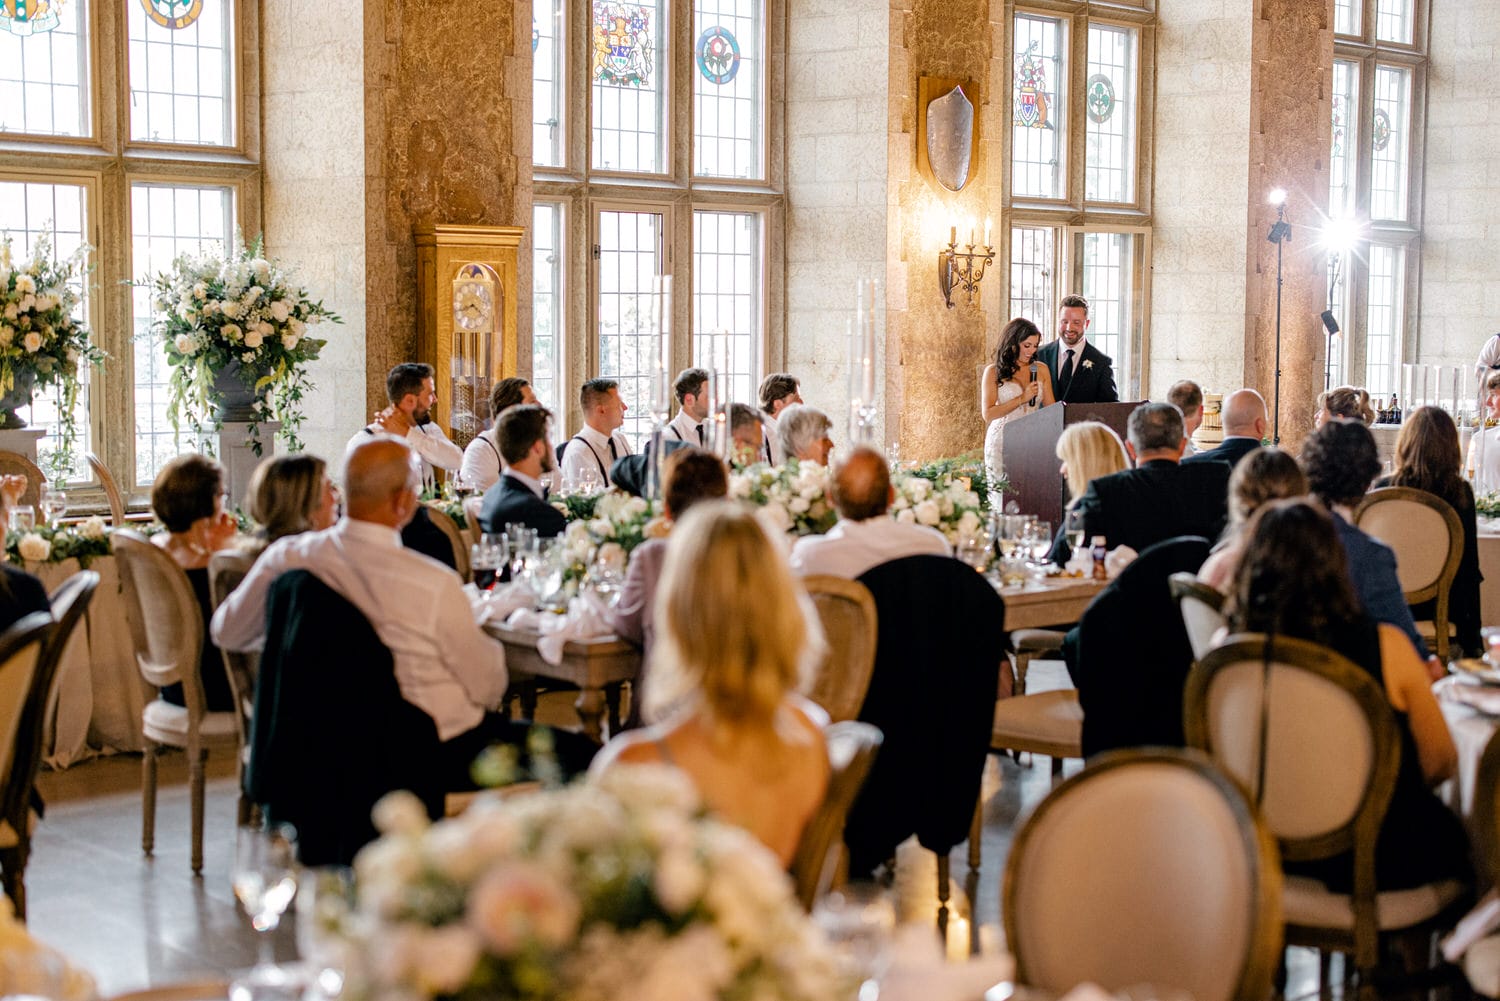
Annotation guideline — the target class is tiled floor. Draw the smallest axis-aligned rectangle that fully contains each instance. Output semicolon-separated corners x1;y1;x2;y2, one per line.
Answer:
21;670;1346;999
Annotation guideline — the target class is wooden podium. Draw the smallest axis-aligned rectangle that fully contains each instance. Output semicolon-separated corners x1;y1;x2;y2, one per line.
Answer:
1000;402;1142;525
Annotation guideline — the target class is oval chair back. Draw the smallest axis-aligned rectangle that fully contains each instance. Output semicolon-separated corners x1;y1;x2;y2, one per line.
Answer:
86;453;128;527
0;612;55;917
790;720;883;909
0;450;45;520
1169;572;1227;662
425;504;469;581
1353;486;1463;659
112;531;207;713
802;575;878;723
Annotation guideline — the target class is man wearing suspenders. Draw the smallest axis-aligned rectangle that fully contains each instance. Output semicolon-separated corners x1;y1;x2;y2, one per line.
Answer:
666;367;709;445
559;378;633;489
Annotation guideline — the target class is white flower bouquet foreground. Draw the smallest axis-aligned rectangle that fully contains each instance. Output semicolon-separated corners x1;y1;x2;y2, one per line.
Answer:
347;767;849;1001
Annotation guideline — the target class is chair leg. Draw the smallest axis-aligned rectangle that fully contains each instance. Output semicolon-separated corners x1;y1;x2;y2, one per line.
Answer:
190;748;207;876
604;682;624;738
1;846;26;921
1050;756;1066;788
141;741;159;857
967;798;983;872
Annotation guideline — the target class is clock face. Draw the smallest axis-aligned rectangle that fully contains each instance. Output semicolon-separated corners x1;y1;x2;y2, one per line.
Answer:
453;281;494;331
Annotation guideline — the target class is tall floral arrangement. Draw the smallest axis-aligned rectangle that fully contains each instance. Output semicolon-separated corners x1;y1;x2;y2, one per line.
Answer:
144;235;340;452
555;490;659;581
727;459;838;537
345;767;847;1001
890;469;985;542
0;232;106;478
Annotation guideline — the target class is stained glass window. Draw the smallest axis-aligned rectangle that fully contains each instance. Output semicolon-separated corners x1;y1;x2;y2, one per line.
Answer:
693;0;763;180
0;178;91;479
596;208;664;449
1329;60;1359;219
1012;13;1065;200
0;0;89;138
532;201;562;414
693;210;760;407
128;0;232;146
533;0;564;168
1376;0;1413;44
1334;0;1360;36
1009;226;1054;326
1364;244;1405;398
131;182;232;484
1084;24;1136;204
591;0;666;174
1078;231;1137;379
1370;64;1411;221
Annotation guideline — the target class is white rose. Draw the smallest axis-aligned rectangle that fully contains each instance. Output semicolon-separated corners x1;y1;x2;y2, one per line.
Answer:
242;329;264;349
564;519;592;545
246;285;264;302
79;516;106;540
788;495;810;514
957;510;982;538
758;502;792;534
269;299;291;322
410;925;482;996
220;300;240;319
221;323;242;341
371;790;430;836
174;334;196;355
18;294;34;313
13;275;35;294
625;496;649;517
281;332;300;350
22;332;41;353
896;507;916;524
587;518;613;539
241;351;256;363
727;475;751;499
914;499;941;526
595;541;625;571
290;317;306;335
653;845;706;915
258;320;274;337
2;304;15;322
17;533;49;562
192;282;207;300
906;477;933;501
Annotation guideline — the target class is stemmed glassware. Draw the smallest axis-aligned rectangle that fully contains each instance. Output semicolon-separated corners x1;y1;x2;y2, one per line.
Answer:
296;866;356;1001
1027;520;1052;565
811;882;896;1001
8;506;33;533
39;487;66;528
1063;508;1086;556
231;822;299;1000
470;533;508;594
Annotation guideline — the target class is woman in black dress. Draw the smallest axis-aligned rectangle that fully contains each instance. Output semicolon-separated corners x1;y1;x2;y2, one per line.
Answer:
1226;498;1469;892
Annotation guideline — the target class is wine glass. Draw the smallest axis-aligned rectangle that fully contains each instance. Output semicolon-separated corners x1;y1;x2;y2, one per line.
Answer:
8;507;34;533
1064;508;1086;556
296;866;356;1001
1029;520;1052;563
811;883;896;1001
470;539;504;593
39;487;66;528
576;466;603;495
231;823;299;999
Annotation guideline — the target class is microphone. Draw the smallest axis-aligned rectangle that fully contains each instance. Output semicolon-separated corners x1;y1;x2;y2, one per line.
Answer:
1030;362;1039;407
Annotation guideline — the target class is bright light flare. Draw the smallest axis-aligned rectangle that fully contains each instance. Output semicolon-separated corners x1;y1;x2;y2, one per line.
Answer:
1267;188;1287;206
1321;215;1362;254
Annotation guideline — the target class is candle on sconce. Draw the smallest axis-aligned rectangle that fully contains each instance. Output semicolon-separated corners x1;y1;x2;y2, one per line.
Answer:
949;223;957;246
983;216;992;248
967;218;976;246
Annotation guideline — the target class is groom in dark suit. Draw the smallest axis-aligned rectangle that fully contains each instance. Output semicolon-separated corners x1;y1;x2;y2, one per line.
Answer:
1036;293;1119;404
478;404;566;538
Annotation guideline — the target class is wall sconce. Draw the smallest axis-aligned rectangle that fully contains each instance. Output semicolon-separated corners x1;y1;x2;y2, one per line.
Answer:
940;218;994;309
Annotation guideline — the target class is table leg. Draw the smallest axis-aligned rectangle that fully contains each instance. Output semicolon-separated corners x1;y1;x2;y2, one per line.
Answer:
575;686;606;743
604;682;624;739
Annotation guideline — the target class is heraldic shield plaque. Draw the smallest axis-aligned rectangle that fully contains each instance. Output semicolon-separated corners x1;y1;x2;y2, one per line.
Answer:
918;77;979;193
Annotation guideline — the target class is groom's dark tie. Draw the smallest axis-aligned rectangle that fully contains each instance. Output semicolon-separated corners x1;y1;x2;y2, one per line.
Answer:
1057;348;1077;398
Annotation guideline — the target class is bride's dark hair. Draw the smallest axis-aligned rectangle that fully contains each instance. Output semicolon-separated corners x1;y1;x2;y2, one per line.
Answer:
995;317;1043;383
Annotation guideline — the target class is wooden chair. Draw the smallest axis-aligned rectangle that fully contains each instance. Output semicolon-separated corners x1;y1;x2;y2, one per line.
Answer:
1003;748;1283;1001
1169;572;1227;661
208;549;258;825
425;503;470;581
112;531;239;875
86;452;128;527
1354;486;1463;661
789;721;883;910
0;612;55;920
1464;729;1500;997
1185;634;1468;997
801;575;878;722
0;449;45;519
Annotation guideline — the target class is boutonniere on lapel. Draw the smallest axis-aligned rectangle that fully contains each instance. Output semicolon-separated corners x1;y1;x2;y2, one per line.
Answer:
1082;360;1094;370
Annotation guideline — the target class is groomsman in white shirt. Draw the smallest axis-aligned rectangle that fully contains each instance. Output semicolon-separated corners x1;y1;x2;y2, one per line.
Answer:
757;372;803;465
347;362;463;488
666;368;710;445
560;378;633;488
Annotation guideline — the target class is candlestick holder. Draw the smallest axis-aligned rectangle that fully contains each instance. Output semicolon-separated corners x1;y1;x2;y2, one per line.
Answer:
939;239;996;309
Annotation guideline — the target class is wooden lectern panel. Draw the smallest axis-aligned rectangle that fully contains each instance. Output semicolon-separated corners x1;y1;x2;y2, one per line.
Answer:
999;402;1142;526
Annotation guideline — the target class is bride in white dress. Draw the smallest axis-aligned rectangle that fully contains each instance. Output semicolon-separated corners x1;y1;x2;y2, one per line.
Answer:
981;317;1056;490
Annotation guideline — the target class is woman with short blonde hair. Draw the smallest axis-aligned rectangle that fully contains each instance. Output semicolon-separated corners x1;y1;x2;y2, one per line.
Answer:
591;501;829;864
1056;421;1129;501
245;454;338;553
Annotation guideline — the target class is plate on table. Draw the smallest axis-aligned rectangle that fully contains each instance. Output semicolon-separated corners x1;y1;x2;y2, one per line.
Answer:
1451;658;1500;685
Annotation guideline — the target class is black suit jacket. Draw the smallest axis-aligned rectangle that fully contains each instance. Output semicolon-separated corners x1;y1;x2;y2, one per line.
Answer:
478;474;566;537
1077;458;1230;553
1037;339;1118;403
1181;435;1261;471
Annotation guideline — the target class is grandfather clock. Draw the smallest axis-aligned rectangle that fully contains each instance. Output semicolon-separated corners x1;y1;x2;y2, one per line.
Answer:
414;224;524;449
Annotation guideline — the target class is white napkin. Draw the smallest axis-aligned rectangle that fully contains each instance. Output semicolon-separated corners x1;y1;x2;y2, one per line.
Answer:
1444;890;1500;962
1439;678;1500;716
464;581;537;623
1104;545;1137;579
506;598;614;665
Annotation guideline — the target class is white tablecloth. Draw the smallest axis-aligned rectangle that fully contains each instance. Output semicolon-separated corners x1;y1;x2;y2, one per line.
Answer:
1436;675;1498;817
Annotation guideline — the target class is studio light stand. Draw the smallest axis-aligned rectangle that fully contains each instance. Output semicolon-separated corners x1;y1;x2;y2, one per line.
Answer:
1266;190;1292;445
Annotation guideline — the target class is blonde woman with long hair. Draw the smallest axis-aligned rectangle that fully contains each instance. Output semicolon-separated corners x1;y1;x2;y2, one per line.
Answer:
591;501;830;863
1046;421;1128;563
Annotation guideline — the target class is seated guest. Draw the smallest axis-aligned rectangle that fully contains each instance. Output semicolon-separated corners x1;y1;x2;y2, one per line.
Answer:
151;454;238;712
609;438;689;499
726;402;764;467
1301;419;1429;661
1046;421;1129;565
213;437;595;788
757;372;803;465
1183;388;1266;470
779;404;835;466
1376;405;1483;657
1225;499;1468;892
666;368;710;445
459;377;537;492
1197;447;1306;592
1467;371;1500;493
1166;380;1204;454
791;445;949;578
1315;384;1375;427
0;474;48;632
1074;402;1231;553
243;454;339;558
478;404;566;538
561;378;633;489
605;448;728;726
591;501;830;865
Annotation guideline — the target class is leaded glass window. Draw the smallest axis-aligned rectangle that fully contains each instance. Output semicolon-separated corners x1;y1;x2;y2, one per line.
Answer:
131;183;232;484
591;0;667;174
1012;13;1065;200
1376;0;1413;45
532;201;563;413
1084;24;1137;204
1077;230;1135;377
1334;0;1360;36
693;210;760;406
1370;64;1411;222
1330;59;1359;219
128;0;233;146
533;0;565;168
0;0;89;138
0;178;91;479
693;0;763;180
1364;244;1405;398
1326;251;1349;389
1009;226;1054;327
596;207;665;448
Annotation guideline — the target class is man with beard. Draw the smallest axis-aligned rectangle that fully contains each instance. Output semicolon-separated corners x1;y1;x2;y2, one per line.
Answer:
479;404;567;538
1036;294;1119;404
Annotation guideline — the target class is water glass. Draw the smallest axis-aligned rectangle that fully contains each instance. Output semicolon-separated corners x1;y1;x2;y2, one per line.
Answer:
39;487;66;528
811;883;896;1001
575;466;603;496
1028;520;1052;563
1063;508;1086;554
587;557;624;607
8;507;34;533
296;866;356;1000
232;822;299;970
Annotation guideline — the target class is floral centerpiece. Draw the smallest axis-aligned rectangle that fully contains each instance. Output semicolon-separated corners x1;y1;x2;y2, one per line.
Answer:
143;235;340;453
345;767;847;1001
0;233;106;478
1478;490;1500;521
905;451;999;512
5;517;111;568
555;490;659;584
727;459;838;537
889;469;986;543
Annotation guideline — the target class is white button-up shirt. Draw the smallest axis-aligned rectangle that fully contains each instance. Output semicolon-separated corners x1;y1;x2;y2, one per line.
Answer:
210;519;508;740
666;409;705;445
347;423;464;489
562;423;632;487
789;516;952;580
